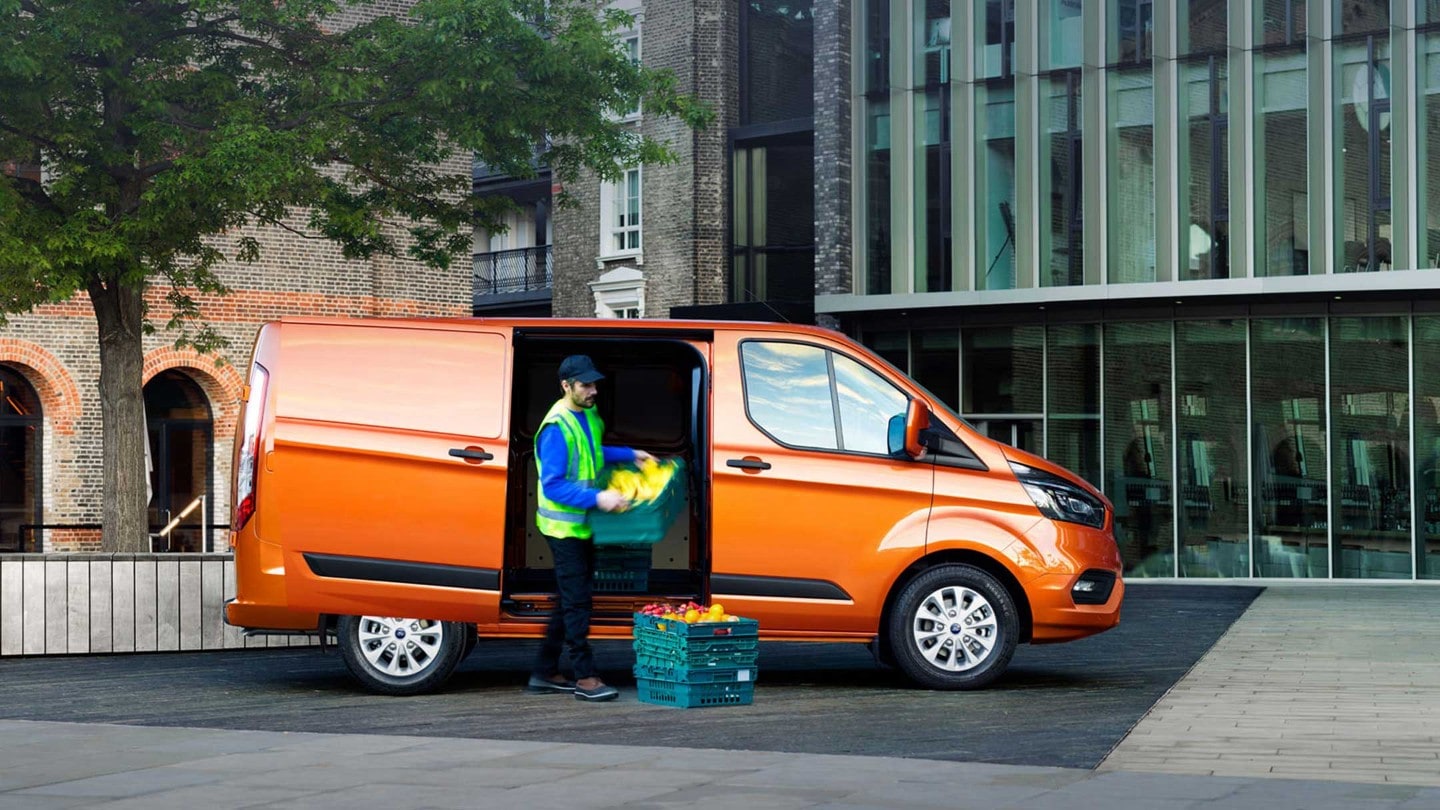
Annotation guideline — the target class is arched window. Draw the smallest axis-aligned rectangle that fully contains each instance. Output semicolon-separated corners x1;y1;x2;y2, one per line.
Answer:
144;370;213;552
0;366;42;552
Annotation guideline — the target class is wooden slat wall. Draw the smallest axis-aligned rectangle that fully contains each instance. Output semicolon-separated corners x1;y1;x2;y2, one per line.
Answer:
0;554;314;656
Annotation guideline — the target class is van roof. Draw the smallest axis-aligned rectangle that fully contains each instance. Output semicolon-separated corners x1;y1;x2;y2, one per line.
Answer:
276;315;845;340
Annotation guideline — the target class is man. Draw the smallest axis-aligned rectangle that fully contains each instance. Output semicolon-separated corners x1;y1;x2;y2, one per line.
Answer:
528;354;653;702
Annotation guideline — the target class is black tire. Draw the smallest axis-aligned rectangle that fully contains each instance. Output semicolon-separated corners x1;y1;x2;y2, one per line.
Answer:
336;615;466;696
887;564;1018;690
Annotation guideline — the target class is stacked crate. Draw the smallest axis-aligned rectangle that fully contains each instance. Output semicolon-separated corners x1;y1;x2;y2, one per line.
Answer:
632;612;759;708
590;459;687;594
592;544;652;593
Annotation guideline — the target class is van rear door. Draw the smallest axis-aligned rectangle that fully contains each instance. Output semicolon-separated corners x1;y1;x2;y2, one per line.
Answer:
709;332;935;635
269;322;510;623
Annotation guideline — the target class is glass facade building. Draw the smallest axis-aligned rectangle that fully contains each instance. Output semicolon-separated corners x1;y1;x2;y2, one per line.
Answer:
832;0;1440;579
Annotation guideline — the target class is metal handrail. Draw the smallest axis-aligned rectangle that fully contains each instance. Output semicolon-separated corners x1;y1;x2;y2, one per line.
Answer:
473;245;554;298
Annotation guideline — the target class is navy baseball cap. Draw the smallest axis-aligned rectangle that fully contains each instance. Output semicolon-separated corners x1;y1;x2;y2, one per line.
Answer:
558;355;605;383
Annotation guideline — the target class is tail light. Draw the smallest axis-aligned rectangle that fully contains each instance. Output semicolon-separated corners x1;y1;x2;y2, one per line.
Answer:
233;362;269;531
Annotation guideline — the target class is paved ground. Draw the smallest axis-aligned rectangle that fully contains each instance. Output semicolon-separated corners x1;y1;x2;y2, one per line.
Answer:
0;585;1256;768
5;582;1440;808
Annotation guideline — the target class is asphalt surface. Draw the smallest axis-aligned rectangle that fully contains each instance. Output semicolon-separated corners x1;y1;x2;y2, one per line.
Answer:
0;584;1259;770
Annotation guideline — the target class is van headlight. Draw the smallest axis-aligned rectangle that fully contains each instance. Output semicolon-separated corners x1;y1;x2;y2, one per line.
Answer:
1010;462;1105;529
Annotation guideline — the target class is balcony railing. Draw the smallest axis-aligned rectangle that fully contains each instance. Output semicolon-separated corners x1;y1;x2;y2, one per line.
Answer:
473;245;553;299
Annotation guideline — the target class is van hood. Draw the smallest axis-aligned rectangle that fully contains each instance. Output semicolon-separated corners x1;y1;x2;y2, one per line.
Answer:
999;444;1110;505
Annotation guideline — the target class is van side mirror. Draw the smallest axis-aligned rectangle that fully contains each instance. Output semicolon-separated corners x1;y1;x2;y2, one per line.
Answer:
888;400;930;459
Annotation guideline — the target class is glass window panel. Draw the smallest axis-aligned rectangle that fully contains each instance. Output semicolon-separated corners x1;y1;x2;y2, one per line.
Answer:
0;366;41;553
865;0;890;93
1040;73;1084;287
866;98;893;294
834;354;908;455
912;330;959;411
863;331;910;374
1331;317;1411;579
977;0;1015;79
1047;324;1101;488
963;326;1043;415
1255;48;1309;277
1416;317;1440;579
743;1;815;125
1335;38;1392;274
1428;0;1440;25
1176;321;1249;577
977;82;1017;290
1422;34;1440;269
914;0;951;88
1180;59;1229;280
1110;0;1154;64
1042;0;1083;71
1181;0;1227;55
1107;67;1155;284
1335;0;1388;34
915;88;952;292
1258;0;1306;45
1105;322;1173;577
1252;318;1328;578
741;341;838;450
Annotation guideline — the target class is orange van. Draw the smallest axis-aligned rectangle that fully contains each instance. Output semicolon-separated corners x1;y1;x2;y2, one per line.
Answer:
226;316;1123;694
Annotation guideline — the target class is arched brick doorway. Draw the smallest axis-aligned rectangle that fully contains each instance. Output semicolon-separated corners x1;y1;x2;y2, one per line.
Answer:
0;365;43;552
144;370;214;552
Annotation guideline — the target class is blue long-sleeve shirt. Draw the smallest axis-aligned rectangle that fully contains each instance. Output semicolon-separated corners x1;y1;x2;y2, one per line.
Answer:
536;416;636;510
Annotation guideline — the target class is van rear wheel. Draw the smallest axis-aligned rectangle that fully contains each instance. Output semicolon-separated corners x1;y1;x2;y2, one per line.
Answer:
336;615;466;696
888;564;1018;690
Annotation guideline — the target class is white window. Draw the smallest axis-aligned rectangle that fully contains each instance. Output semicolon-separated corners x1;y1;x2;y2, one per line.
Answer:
591;266;646;319
600;167;642;258
621;30;642;120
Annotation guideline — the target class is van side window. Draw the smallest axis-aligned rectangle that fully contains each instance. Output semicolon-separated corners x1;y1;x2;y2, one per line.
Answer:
741;341;906;455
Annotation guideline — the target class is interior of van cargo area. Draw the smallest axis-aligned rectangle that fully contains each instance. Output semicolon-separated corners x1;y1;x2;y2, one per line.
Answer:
502;333;709;625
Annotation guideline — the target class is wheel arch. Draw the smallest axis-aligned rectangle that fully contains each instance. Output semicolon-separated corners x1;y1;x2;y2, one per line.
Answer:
879;550;1034;657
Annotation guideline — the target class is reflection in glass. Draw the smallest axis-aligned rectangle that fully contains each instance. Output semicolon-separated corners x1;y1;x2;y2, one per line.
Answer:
1334;0;1387;34
1110;0;1154;64
741;342;837;450
731;140;815;304
1331;318;1410;578
1107;68;1155;284
866;98;892;294
865;0;890;93
1047;324;1100;488
1042;0;1083;70
912;330;960;411
963;327;1043;415
0;366;41;552
978;0;1014;79
742;0;815;126
1040;73;1083;287
864;331;910;374
834;354;908;455
1416;318;1440;579
1181;0;1227;55
1421;34;1440;270
915;87;952;292
1176;321;1249;577
1251;319;1327;577
915;0;951;87
1180;59;1229;280
1255;48;1309;276
977;82;1016;290
1105;323;1173;576
1335;38;1392;274
1258;0;1305;45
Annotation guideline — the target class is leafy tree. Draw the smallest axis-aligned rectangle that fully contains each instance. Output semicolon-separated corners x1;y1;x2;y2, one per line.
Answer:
0;0;709;551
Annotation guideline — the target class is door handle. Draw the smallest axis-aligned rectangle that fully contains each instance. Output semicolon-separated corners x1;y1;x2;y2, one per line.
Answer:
726;457;771;471
448;447;494;462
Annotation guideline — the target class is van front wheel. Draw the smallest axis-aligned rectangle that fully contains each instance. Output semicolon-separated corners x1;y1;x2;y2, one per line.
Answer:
336;615;466;696
888;565;1018;690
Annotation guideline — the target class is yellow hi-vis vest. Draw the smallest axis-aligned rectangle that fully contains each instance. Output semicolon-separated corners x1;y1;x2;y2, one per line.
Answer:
534;399;604;540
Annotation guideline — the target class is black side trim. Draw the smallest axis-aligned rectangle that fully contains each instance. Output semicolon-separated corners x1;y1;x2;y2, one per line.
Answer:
710;574;851;601
304;553;500;591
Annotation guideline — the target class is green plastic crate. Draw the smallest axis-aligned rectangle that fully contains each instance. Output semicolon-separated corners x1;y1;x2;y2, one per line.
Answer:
636;677;754;708
590;460;688;546
633;655;758;685
632;612;758;638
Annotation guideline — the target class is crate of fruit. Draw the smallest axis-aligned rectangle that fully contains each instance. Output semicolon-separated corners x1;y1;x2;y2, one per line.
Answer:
632;604;760;668
589;459;687;546
632;606;759;639
636;677;754;708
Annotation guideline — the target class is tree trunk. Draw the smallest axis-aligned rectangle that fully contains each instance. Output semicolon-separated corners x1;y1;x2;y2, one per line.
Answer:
88;278;149;553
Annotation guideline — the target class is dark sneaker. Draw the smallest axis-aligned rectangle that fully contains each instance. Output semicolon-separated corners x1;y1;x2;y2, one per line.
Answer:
574;682;619;702
526;675;576;694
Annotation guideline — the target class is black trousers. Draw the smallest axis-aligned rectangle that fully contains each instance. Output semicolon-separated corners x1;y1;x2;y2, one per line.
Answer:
533;535;597;680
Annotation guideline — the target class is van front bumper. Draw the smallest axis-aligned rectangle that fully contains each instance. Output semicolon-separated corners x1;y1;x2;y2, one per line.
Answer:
1026;571;1125;643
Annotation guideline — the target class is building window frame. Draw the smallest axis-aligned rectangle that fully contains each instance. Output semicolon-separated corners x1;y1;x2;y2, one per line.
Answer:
591;266;646;319
599;166;642;260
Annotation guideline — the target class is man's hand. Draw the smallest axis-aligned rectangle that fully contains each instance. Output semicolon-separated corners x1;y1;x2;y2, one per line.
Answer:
595;489;630;513
633;449;655;464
